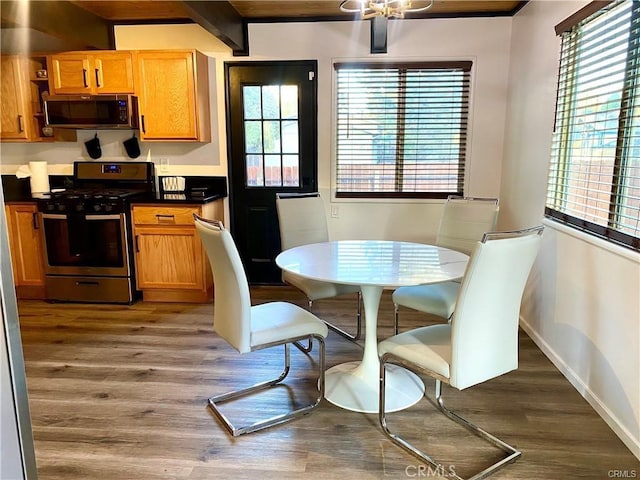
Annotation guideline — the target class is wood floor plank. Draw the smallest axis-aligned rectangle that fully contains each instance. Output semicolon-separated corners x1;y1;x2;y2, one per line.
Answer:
16;287;639;480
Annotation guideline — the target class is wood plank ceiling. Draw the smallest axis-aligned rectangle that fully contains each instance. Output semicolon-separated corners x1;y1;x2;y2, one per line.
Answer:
73;1;524;20
0;1;524;55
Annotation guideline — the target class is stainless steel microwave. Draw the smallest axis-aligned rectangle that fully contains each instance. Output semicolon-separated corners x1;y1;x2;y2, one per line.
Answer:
43;94;138;129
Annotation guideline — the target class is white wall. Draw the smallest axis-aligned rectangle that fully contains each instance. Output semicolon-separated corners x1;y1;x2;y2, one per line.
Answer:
503;1;640;458
248;18;512;242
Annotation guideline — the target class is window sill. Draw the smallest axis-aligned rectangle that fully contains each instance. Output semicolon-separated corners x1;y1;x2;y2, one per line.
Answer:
542;218;640;263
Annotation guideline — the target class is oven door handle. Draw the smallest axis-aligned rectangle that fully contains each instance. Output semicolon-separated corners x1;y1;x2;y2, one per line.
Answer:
40;214;123;221
84;214;123;221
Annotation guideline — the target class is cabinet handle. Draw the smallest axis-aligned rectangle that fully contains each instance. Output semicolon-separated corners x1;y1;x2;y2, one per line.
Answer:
76;281;99;286
141;115;146;134
17;115;24;133
135;235;139;253
32;212;39;230
156;214;175;223
82;68;88;88
95;68;101;87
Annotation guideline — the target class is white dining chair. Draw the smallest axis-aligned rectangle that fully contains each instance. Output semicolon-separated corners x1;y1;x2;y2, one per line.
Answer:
276;192;362;349
193;214;328;436
379;225;544;479
392;196;499;334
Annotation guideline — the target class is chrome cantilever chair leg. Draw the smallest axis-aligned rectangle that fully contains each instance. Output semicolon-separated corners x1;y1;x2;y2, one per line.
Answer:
323;292;362;342
208;334;325;437
393;302;399;335
379;354;521;480
326;290;362;341
293;291;363;353
293;300;316;353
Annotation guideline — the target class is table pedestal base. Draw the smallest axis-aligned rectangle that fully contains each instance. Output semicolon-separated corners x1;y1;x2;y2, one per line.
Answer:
325;361;425;413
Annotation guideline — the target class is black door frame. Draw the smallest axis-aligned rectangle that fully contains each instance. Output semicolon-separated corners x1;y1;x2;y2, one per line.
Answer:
224;60;318;283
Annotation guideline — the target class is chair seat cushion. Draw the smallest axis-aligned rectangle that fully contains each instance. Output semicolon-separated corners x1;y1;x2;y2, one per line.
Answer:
250;301;329;348
392;281;460;319
378;324;452;379
283;271;360;301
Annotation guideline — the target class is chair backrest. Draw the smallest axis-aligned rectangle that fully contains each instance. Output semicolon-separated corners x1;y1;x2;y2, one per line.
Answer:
193;215;252;354
436;196;500;255
449;225;543;390
276;192;329;250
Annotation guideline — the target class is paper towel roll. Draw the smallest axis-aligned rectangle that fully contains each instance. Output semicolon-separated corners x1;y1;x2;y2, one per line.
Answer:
28;161;50;194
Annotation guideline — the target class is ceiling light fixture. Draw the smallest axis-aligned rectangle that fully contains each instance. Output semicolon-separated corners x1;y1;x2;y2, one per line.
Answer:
339;0;434;19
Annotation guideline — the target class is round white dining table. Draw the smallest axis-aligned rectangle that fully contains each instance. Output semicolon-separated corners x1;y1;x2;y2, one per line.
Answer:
275;240;468;413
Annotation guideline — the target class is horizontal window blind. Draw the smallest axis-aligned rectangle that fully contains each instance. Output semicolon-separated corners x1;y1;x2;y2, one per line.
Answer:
546;0;640;250
335;62;471;198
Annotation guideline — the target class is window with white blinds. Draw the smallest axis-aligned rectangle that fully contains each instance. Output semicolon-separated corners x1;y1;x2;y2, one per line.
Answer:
546;0;640;250
334;62;471;198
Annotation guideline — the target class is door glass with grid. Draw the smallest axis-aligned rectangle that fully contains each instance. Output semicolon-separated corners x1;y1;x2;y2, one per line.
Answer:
243;84;299;187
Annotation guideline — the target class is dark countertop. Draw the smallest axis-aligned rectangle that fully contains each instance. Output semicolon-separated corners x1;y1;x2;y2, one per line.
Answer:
2;174;227;205
1;176;37;202
142;175;227;204
134;191;226;205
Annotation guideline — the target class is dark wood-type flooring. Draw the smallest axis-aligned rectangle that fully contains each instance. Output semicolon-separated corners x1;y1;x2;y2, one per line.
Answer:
17;286;639;479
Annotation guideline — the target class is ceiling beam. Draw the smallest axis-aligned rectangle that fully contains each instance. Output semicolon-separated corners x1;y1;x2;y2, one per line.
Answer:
181;1;248;56
0;1;114;50
370;16;387;54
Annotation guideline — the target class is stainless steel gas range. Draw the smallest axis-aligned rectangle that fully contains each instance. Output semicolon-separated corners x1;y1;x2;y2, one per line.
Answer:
36;161;154;304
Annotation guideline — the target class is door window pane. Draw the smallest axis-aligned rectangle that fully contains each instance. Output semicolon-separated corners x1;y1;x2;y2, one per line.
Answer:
243;86;261;119
281;86;298;119
264;155;282;186
282;120;299;153
246;154;264;186
283;155;299;186
262;85;281;119
263;121;281;153
242;84;300;187
245;120;262;154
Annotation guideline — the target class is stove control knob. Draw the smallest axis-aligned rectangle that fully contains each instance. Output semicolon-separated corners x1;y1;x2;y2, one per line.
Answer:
104;204;113;212
46;203;55;212
93;204;102;212
56;203;65;212
75;202;85;212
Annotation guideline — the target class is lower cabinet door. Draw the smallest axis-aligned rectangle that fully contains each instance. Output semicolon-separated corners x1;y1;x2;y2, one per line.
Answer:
134;226;205;290
4;203;46;299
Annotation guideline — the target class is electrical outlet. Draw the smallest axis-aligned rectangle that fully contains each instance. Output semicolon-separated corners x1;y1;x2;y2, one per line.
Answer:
159;157;170;173
331;205;339;218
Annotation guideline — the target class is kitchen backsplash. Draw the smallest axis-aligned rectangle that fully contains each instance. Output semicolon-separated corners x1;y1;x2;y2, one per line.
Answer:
0;129;226;177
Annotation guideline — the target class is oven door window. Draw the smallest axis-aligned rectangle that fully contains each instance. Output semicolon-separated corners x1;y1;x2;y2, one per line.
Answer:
43;215;125;268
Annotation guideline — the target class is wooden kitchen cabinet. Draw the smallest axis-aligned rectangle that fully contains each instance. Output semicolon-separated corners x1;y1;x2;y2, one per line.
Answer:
4;203;46;299
134;50;211;142
48;51;135;94
1;56;33;140
1;55;76;143
131;201;222;302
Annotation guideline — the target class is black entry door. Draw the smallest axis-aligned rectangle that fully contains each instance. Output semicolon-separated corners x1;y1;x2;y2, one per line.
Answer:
226;61;318;284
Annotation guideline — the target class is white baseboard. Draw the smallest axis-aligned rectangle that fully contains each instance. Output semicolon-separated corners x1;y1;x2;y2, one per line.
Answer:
520;317;640;461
